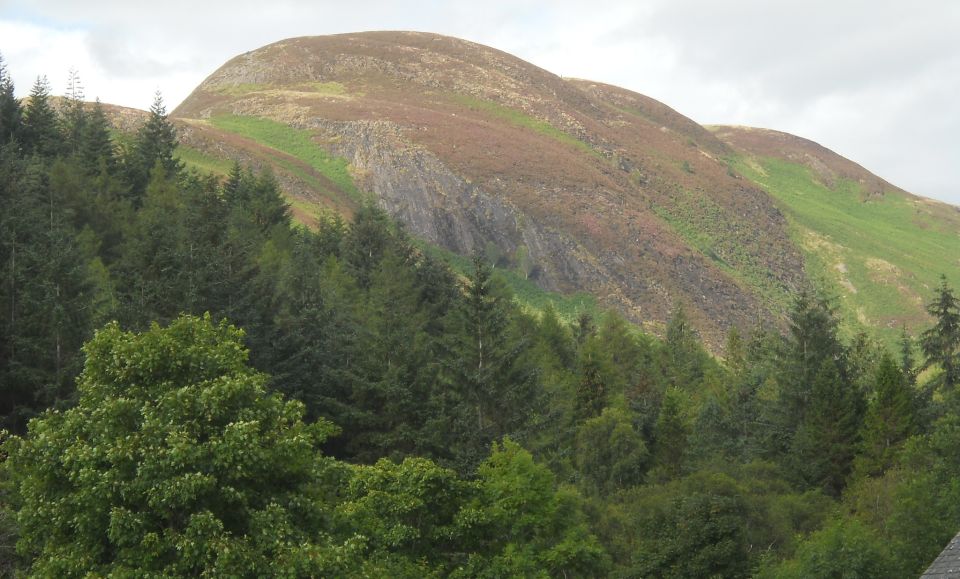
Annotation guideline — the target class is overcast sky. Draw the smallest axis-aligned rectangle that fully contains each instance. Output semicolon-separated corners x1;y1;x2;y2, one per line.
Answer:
2;0;958;204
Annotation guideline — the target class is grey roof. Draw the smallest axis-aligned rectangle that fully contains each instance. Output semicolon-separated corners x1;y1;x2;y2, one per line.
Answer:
922;532;960;577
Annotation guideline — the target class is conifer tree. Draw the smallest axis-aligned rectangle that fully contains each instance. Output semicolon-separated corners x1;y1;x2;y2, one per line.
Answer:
664;301;707;387
433;253;542;472
79;99;116;175
355;247;435;460
574;311;596;345
123;91;182;202
920;275;960;392
899;327;918;387
855;354;915;477
0;53;21;146
62;68;86;157
341;203;395;290
724;326;747;376
21;76;61;158
652;387;690;480
768;291;846;458
574;337;614;423
0;154;92;432
114;163;190;327
575;407;649;494
789;359;864;496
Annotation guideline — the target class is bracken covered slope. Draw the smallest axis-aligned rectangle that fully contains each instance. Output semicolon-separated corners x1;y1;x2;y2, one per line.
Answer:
166;31;957;345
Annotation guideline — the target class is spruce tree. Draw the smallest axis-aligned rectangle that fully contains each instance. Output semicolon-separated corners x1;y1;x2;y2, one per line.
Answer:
123;91;182;202
920;275;960;392
433;253;542;472
664;301;707;387
789;360;864;496
574;337;614;423
769;291;846;457
0;154;93;432
652;387;690;481
0;53;21;146
21;76;61;158
855;354;915;477
61;68;86;157
79;99;116;175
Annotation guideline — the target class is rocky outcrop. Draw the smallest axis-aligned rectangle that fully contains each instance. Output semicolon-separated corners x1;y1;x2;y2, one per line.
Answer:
298;117;607;294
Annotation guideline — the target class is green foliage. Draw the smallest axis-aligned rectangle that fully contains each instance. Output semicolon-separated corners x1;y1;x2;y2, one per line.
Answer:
433;254;544;472
883;414;960;574
621;471;754;579
652;387;691;481
338;456;466;572
767;291;849;461
766;519;897;579
0;151;94;433
2;59;957;576
0;53;21;146
21;76;62;158
855;354;916;477
921;275;960;393
79;100;118;176
123;92;183;201
575;407;649;495
788;360;864;497
209;115;360;199
664;301;709;387
455;439;610;577
3;315;351;576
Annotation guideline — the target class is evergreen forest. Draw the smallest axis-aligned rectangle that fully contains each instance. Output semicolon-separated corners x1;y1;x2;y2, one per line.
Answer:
2;59;960;578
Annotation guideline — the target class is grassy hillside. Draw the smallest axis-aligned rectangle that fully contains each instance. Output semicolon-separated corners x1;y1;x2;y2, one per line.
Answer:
208;115;361;200
732;155;960;343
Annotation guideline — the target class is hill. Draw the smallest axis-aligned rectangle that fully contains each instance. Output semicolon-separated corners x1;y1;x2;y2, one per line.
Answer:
156;31;958;345
713;126;960;339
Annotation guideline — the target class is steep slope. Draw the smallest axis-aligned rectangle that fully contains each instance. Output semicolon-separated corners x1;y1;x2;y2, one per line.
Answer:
172;31;805;345
714;126;960;339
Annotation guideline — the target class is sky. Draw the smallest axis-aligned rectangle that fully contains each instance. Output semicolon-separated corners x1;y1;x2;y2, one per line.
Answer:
1;0;958;205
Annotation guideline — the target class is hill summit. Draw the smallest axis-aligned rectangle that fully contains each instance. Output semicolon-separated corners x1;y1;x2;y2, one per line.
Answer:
170;32;960;344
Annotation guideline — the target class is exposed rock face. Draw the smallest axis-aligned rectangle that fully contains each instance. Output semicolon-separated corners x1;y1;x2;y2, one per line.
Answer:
295;117;606;294
172;31;809;346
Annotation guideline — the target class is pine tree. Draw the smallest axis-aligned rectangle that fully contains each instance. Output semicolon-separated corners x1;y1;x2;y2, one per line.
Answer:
61;68;86;157
114;164;190;327
899;327;918;387
247;165;290;232
355;247;435;460
0;53;21;146
769;290;846;457
433;253;542;472
0;154;93;432
664;301;707;387
574;337;613;423
789;359;864;496
574;311;596;345
79;99;116;175
724;326;747;376
123;91;182;202
652;387;690;481
341;203;395;290
920;275;960;392
855;354;915;477
21;76;61;158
